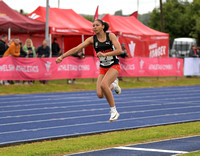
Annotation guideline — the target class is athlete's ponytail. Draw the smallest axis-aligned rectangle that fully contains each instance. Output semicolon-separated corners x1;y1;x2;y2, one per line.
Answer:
95;19;110;32
103;21;109;32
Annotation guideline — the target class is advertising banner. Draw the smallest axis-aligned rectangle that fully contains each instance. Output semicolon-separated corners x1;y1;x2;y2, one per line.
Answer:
184;58;200;76
118;34;169;58
0;57;183;80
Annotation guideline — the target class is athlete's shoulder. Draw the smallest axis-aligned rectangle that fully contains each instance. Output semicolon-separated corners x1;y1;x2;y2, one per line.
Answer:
85;36;94;44
108;32;117;40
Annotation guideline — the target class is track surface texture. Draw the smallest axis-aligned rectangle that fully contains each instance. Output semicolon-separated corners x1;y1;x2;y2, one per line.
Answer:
0;86;200;145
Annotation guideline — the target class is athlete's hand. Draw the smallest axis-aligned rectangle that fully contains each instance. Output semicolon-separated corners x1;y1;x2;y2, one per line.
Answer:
97;52;106;57
56;56;63;64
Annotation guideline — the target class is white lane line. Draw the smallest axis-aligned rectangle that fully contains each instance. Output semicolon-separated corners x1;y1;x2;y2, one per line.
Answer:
1;98;200;116
1;93;200;113
0;105;200;126
0;100;196;119
0;89;199;104
1;90;200;108
0;85;199;100
114;146;188;154
0;93;198;110
0;111;199;134
2;90;200;106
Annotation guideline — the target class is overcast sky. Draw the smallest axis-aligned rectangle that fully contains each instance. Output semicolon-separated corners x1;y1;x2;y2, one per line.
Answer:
2;0;193;15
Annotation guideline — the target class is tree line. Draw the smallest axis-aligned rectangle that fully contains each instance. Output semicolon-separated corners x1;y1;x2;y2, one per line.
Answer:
83;0;200;44
149;0;200;45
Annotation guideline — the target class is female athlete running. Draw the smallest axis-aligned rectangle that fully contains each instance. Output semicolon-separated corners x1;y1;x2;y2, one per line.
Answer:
56;19;122;121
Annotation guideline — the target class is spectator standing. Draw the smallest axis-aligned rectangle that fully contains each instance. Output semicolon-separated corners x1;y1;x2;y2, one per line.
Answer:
0;34;7;85
118;43;129;81
118;43;129;58
3;38;20;85
23;39;36;58
196;47;200;57
189;45;198;57
0;34;8;57
68;50;85;84
52;38;61;57
36;40;50;58
3;37;20;57
19;41;27;58
7;39;13;48
22;39;37;84
36;40;50;84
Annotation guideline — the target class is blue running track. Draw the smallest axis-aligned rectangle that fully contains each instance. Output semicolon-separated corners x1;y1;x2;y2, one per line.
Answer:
0;85;200;146
69;136;200;156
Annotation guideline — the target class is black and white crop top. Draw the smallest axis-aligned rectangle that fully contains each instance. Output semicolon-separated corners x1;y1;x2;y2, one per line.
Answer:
93;33;119;68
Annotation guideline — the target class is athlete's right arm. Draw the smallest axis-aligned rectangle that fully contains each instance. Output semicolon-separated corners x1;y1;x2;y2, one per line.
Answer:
56;36;93;64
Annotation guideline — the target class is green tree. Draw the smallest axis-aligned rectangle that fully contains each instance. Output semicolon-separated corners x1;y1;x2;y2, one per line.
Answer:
82;15;94;22
189;0;200;45
149;0;192;40
114;10;123;16
138;13;151;26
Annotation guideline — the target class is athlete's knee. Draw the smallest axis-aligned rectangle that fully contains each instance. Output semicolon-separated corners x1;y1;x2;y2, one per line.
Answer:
97;92;104;99
100;81;108;91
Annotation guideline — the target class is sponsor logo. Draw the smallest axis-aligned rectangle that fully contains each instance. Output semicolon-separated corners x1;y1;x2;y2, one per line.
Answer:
28;13;40;20
0;64;39;72
177;61;180;70
128;41;136;57
95;42;98;48
45;61;51;72
148;64;173;70
55;29;79;33
122;34;141;39
140;60;144;69
58;64;90;71
121;64;135;70
149;43;166;57
150;36;169;40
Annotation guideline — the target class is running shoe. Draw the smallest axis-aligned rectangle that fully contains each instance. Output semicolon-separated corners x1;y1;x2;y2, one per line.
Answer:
113;79;121;95
109;110;120;122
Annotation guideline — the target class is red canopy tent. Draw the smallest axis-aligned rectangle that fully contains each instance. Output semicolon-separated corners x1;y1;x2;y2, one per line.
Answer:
102;14;169;57
28;6;93;35
28;7;94;55
0;1;45;34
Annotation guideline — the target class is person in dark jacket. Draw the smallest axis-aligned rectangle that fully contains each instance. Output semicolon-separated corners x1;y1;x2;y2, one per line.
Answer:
36;40;50;84
36;40;50;58
0;34;7;84
196;47;200;57
19;42;27;58
52;38;61;57
118;43;129;58
0;34;8;57
189;45;198;57
67;50;85;84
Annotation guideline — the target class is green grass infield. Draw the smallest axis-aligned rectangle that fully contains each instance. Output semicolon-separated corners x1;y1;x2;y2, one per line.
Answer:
0;122;199;156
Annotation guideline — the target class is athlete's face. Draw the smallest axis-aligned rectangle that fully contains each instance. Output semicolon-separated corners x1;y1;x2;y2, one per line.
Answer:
93;21;104;34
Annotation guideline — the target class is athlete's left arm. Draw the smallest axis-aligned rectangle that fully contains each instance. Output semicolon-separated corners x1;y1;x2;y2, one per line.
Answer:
106;33;122;56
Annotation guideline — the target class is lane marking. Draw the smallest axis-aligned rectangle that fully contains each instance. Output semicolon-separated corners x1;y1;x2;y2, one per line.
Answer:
0;111;199;134
0;107;200;127
1;101;199;119
114;146;188;154
0;89;199;104
1;96;200;113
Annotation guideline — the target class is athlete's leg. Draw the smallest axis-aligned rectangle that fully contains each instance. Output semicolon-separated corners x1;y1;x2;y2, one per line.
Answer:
100;68;119;107
96;74;105;99
96;73;117;98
